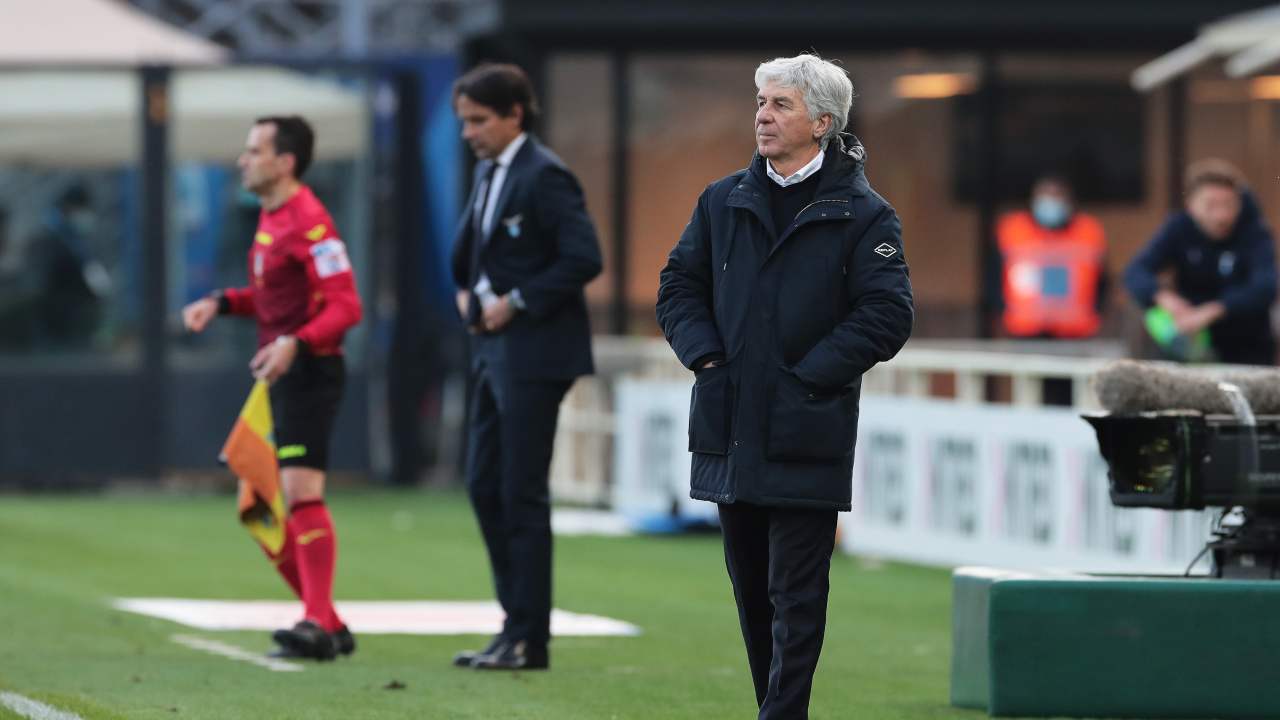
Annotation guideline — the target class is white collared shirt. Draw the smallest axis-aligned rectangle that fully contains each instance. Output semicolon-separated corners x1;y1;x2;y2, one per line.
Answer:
473;132;528;308
477;132;527;237
766;148;824;187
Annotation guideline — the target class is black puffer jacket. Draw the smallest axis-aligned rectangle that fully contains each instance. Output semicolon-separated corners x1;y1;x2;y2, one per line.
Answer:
657;136;914;510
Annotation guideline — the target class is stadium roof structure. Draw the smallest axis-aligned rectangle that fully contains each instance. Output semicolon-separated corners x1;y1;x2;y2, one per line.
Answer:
0;0;366;166
0;0;228;65
1132;4;1280;90
0;69;368;166
484;0;1273;50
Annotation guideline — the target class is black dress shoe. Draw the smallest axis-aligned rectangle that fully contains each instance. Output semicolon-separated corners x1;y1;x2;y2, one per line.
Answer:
472;640;549;671
452;634;505;668
269;620;336;661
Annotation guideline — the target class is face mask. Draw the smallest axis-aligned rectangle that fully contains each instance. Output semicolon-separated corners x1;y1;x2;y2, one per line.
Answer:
1032;196;1071;229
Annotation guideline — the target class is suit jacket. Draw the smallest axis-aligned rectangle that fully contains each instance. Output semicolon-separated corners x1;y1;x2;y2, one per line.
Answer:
451;136;603;381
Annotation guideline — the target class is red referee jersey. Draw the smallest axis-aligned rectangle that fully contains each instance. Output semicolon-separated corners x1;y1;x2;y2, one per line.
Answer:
222;185;362;354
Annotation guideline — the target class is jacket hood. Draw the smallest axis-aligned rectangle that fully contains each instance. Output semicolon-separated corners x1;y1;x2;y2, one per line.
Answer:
1238;189;1263;231
747;133;868;196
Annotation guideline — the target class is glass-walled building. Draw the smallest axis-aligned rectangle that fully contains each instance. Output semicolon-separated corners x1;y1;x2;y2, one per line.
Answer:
6;0;1279;484
0;63;424;481
471;0;1278;343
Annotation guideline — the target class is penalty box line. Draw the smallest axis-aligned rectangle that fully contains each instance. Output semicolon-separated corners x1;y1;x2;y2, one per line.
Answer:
0;691;84;720
170;634;304;673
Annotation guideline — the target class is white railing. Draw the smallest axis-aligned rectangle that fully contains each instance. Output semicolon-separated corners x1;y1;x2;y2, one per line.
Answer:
860;339;1126;409
549;336;1130;506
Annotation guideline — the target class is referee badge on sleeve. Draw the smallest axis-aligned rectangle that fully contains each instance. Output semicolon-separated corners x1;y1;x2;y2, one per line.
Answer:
310;238;352;278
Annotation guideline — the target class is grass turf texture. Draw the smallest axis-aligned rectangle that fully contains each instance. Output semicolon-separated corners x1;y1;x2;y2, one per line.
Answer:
0;489;975;720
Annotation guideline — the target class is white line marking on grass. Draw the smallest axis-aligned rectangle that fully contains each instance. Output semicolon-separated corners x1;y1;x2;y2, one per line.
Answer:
0;691;84;720
118;598;640;636
551;508;633;536
170;634;304;673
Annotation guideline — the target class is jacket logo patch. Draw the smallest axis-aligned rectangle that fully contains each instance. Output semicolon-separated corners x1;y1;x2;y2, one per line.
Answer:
1219;251;1236;276
306;223;328;242
255;232;274;246
874;242;897;258
502;214;523;238
310;238;351;279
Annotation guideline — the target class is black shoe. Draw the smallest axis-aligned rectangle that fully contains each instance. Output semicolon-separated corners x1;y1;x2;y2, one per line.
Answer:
471;640;549;671
270;621;336;661
266;644;310;659
332;624;356;657
270;625;354;659
452;634;505;668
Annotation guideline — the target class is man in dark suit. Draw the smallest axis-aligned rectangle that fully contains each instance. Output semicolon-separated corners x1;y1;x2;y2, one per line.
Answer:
449;63;603;671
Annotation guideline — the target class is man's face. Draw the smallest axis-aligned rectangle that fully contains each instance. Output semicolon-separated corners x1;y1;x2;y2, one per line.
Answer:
456;94;523;160
237;123;292;195
755;82;825;163
1186;183;1242;241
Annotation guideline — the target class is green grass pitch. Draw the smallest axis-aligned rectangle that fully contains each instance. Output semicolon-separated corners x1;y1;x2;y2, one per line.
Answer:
0;489;981;719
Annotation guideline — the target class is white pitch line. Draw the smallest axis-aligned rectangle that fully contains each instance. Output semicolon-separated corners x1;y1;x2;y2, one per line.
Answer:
0;691;84;720
171;634;304;673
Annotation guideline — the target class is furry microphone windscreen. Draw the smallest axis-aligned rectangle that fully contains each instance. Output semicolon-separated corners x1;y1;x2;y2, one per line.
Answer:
1092;360;1280;415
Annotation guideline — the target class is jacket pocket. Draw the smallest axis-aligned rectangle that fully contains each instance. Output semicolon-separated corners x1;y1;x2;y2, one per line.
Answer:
688;364;733;455
766;369;857;462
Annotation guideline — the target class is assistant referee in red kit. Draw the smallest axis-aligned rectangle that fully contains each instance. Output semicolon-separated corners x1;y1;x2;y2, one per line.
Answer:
182;115;362;661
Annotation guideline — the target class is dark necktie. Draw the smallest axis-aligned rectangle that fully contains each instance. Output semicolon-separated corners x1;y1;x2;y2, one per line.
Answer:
469;162;499;287
473;162;498;243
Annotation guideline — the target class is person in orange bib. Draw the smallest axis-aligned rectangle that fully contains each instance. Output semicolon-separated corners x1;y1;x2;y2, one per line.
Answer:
996;175;1107;339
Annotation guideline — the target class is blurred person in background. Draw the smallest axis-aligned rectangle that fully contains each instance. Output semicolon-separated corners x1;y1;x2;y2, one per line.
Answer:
0;205;7;263
182;115;363;660
995;174;1108;340
0;205;28;349
657;54;913;719
450;63;602;671
991;174;1108;404
1124;158;1277;365
25;185;111;349
0;205;17;343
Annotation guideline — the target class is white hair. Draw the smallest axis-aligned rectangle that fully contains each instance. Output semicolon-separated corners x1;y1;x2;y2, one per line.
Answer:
754;54;853;148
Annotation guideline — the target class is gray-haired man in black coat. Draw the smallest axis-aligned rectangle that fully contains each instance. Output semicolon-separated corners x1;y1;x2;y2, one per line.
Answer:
657;53;914;719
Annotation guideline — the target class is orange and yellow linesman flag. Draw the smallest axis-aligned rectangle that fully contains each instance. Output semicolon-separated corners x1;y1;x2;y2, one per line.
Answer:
219;381;288;557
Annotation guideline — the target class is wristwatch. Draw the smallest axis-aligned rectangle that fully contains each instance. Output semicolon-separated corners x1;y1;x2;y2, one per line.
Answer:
208;290;231;315
276;334;307;353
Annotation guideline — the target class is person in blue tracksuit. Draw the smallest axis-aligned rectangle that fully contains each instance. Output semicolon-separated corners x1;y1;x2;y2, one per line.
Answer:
1124;158;1277;365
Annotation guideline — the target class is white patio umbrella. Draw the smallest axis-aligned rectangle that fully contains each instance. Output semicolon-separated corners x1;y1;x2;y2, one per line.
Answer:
0;0;227;65
0;0;366;166
1132;4;1280;91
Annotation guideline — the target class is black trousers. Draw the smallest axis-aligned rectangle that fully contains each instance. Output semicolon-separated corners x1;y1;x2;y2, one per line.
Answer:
466;364;570;646
1217;339;1277;366
718;502;838;720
